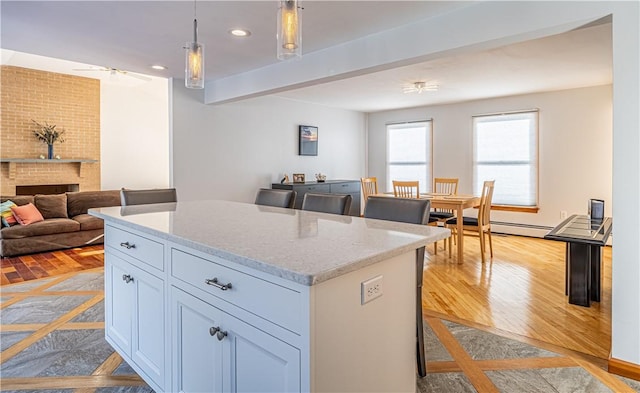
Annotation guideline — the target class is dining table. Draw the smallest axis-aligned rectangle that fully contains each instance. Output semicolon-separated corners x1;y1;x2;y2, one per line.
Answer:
375;193;481;264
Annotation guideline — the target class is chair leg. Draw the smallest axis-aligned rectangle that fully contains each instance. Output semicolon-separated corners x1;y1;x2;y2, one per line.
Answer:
487;229;494;258
479;228;486;264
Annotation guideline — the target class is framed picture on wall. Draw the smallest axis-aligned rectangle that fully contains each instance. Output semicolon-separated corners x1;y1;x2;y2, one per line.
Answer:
299;125;318;156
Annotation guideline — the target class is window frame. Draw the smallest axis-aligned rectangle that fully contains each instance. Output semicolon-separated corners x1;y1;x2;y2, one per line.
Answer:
472;110;539;209
385;120;433;193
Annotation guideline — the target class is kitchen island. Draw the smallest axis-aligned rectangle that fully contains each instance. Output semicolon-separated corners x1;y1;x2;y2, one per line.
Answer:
90;200;449;393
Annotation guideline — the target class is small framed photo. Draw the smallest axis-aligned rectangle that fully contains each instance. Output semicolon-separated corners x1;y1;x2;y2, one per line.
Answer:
299;125;318;156
292;173;306;183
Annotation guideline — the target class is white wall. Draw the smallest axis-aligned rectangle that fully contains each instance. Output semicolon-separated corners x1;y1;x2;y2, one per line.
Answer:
368;85;613;236
171;79;366;203
100;77;171;190
610;1;640;367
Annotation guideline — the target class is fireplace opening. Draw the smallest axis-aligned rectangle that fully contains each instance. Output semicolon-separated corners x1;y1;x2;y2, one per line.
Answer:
16;184;80;195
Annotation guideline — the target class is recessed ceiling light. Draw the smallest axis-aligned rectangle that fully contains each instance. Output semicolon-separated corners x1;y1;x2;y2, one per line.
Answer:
229;29;251;37
151;65;167;70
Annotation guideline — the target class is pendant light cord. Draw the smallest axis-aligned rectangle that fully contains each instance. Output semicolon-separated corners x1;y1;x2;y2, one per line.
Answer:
193;0;198;42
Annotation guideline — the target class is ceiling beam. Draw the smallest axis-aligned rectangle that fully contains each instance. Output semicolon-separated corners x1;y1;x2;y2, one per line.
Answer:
204;1;611;105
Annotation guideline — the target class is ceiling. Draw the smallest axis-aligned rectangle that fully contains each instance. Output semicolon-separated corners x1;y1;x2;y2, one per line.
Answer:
1;1;612;113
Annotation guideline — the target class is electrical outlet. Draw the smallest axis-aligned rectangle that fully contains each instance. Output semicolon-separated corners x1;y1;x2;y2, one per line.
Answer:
361;275;383;305
560;211;568;219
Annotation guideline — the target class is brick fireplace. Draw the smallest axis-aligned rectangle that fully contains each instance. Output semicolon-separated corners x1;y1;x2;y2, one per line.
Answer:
0;66;101;196
16;184;80;195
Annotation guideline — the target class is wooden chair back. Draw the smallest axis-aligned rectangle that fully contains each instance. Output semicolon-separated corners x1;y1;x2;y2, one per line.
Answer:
360;177;379;206
433;178;458;195
433;177;459;215
478;180;495;227
392;180;420;198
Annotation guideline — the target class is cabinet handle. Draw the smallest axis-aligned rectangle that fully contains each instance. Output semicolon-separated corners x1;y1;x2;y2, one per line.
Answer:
122;274;134;283
209;326;228;341
204;277;232;291
120;242;136;249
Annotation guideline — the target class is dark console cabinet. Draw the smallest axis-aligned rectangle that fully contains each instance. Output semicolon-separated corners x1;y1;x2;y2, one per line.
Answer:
272;180;361;216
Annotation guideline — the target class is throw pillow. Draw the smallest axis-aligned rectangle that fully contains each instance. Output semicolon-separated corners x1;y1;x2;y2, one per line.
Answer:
11;203;45;225
35;194;69;219
0;200;18;227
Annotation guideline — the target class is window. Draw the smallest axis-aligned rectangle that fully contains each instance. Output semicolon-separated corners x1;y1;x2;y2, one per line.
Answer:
386;120;432;193
473;110;538;206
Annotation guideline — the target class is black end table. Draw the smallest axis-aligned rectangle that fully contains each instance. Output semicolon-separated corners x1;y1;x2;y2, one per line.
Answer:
544;215;612;307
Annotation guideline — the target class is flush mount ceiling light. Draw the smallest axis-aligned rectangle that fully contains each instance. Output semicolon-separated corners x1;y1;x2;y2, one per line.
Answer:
229;29;251;37
277;0;302;60
72;66;151;82
403;81;439;94
151;65;167;70
184;0;204;89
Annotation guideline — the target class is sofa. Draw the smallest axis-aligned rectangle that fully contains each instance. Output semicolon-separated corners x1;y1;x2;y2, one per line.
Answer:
0;190;121;257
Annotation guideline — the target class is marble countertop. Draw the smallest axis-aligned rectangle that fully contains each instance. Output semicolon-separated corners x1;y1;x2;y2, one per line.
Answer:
90;200;450;286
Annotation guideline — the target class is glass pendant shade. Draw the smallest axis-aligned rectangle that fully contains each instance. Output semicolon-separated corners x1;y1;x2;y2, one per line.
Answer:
185;19;204;89
277;0;301;60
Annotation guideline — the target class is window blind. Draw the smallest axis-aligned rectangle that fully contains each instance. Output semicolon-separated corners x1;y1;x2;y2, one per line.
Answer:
386;121;433;193
473;111;538;206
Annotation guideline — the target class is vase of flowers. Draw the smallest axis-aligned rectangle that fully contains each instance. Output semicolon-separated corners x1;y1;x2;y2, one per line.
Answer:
32;120;65;159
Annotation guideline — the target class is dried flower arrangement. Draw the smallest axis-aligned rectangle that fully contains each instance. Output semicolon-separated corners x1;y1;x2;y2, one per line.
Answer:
32;120;66;145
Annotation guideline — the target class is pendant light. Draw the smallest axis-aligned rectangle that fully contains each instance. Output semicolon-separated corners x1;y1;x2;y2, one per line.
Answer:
277;0;302;60
185;0;204;89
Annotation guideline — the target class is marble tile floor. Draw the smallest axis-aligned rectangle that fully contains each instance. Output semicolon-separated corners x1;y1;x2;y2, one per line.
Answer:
1;268;639;392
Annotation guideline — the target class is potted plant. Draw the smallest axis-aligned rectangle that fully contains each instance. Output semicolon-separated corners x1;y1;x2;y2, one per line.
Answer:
32;120;65;159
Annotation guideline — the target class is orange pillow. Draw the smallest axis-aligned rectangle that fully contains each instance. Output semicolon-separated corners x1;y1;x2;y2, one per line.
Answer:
11;203;45;225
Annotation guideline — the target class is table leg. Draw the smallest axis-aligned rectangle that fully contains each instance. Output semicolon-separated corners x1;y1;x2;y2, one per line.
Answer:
565;243;569;296
456;205;464;264
590;245;601;302
568;242;591;307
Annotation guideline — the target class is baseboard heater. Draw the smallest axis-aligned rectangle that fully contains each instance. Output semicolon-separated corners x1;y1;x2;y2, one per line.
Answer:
491;221;554;231
490;221;553;239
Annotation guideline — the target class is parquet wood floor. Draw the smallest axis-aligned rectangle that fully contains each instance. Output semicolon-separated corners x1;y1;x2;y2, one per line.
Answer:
0;246;104;285
424;233;612;360
0;235;612;362
2;266;637;392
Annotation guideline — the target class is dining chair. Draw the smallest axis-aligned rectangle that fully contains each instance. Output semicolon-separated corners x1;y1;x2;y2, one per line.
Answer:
120;188;177;206
445;180;495;263
429;178;459;254
301;192;352;215
254;188;297;208
430;177;459;221
393;180;420;198
360;177;379;209
363;195;431;377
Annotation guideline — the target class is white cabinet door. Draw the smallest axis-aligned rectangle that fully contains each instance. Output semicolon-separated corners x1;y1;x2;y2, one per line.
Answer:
224;313;300;393
172;287;301;393
105;251;165;390
105;253;133;355
172;288;224;393
130;263;165;388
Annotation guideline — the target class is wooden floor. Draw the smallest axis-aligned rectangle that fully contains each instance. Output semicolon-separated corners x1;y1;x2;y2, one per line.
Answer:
1;235;612;362
0;246;105;285
424;233;611;360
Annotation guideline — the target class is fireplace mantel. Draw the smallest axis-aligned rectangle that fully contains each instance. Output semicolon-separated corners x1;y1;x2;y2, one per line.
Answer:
1;158;98;163
0;158;98;180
